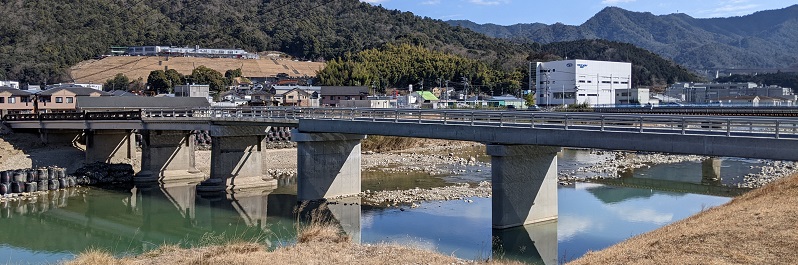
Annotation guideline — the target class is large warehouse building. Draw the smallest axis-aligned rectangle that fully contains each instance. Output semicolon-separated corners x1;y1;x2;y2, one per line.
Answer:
535;59;632;107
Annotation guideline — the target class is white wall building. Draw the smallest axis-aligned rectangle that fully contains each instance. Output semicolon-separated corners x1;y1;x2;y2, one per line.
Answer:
536;59;632;106
0;81;20;89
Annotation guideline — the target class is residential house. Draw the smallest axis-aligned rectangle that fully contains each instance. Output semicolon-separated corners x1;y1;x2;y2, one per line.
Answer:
36;85;110;113
174;84;210;99
76;97;210;112
320;86;369;107
282;88;312;107
487;94;527;109
409;91;439;109
248;90;276;106
0;86;34;116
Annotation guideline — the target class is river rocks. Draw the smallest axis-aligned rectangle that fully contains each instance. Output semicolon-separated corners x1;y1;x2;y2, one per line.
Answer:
361;181;492;206
71;162;134;185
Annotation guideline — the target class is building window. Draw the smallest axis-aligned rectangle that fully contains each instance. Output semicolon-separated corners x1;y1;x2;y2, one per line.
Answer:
578;80;586;83
288;95;294;99
56;97;63;103
601;81;611;84
8;97;15;103
587;81;592;83
0;97;4;103
67;97;74;103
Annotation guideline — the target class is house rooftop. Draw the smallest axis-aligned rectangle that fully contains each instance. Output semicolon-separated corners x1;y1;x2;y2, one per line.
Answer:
76;96;210;109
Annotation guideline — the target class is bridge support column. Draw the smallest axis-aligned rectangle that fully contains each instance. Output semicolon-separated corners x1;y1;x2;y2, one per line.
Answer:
85;129;135;163
701;157;722;185
488;145;560;229
293;131;366;201
197;134;276;192
136;130;202;183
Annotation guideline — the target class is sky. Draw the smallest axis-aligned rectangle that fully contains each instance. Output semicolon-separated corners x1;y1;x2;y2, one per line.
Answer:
359;0;796;26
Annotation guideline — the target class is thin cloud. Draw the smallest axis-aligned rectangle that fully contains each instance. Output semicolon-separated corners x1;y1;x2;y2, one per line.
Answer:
602;0;636;4
422;0;441;5
361;0;389;3
702;0;760;17
468;0;510;6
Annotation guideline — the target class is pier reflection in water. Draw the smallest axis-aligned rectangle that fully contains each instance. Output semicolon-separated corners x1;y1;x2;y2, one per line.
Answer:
0;149;753;264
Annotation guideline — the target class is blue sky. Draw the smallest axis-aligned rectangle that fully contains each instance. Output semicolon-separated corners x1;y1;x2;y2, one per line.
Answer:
360;0;795;26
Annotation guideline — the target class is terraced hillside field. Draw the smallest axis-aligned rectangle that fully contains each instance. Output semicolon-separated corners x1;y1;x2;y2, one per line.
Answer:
69;56;326;84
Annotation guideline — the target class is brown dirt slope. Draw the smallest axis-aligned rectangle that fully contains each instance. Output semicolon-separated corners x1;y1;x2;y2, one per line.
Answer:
70;57;325;84
569;174;798;265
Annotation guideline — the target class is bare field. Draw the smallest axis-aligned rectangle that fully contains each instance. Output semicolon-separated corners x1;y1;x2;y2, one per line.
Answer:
69;56;325;84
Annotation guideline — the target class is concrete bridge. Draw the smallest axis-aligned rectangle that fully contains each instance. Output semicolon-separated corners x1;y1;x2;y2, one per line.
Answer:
4;107;798;228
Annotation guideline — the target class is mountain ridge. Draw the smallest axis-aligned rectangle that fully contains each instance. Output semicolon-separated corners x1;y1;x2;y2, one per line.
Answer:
447;5;798;71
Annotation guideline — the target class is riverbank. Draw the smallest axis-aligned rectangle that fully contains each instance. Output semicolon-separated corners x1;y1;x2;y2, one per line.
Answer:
66;215;517;265
568;172;798;264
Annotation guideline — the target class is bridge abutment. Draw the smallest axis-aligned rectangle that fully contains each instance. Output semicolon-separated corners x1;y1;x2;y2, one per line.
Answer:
136;130;203;183
488;145;560;229
85;129;135;164
293;131;366;201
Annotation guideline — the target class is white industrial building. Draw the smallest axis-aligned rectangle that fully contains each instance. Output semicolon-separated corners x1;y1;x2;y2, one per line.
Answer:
0;81;19;89
536;59;632;107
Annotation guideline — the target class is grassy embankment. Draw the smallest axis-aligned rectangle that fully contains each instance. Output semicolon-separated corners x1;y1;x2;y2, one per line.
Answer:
569;173;798;264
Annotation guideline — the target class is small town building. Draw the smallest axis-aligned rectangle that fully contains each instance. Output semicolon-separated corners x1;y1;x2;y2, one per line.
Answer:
487;94;527;109
0;81;20;89
666;82;796;104
174;84;210;99
615;87;654;106
0;86;34;116
282;88;313;107
535;59;632;107
36;85;110;113
320;86;369;107
76;96;210;112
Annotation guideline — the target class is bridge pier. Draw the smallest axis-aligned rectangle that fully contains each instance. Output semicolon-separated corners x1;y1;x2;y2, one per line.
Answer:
487;145;560;229
136;130;203;183
702;157;722;185
293;131;366;201
85;129;135;163
197;125;277;192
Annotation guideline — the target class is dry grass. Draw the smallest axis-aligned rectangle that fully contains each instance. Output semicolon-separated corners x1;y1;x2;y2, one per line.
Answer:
568;173;798;265
69;57;324;84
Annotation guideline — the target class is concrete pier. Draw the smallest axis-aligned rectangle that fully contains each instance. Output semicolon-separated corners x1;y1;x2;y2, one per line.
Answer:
85;129;135;164
702;157;722;185
198;134;276;192
487;145;560;229
136;130;202;183
293;131;366;201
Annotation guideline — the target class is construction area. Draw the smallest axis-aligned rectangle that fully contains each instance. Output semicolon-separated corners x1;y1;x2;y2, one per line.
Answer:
69;56;326;84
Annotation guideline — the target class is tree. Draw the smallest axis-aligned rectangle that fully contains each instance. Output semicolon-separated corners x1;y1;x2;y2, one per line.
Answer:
524;92;536;106
104;73;130;91
147;70;170;94
165;69;184;89
191;66;227;92
224;68;243;79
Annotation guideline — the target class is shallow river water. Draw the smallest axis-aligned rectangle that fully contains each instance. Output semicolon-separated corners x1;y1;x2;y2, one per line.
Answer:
0;149;759;264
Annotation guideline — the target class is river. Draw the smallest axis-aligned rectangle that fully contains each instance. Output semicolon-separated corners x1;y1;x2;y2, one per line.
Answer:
0;149;758;264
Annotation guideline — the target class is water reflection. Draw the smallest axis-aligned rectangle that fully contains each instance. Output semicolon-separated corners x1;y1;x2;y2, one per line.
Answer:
0;149;756;264
493;221;557;265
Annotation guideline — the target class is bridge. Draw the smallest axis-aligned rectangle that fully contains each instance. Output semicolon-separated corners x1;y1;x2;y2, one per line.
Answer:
4;107;798;228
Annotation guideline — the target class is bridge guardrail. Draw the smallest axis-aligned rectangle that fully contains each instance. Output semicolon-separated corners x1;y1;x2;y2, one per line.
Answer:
7;107;796;140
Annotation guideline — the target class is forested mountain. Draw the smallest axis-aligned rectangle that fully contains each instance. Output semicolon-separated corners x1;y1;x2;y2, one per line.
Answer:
448;5;798;71
0;0;530;85
0;0;699;91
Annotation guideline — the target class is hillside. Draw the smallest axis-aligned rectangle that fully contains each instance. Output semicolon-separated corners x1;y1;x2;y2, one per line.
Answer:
70;57;324;84
448;5;798;71
0;0;531;86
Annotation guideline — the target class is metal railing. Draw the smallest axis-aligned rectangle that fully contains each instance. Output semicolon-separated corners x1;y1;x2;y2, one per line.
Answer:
4;107;796;140
137;107;798;140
